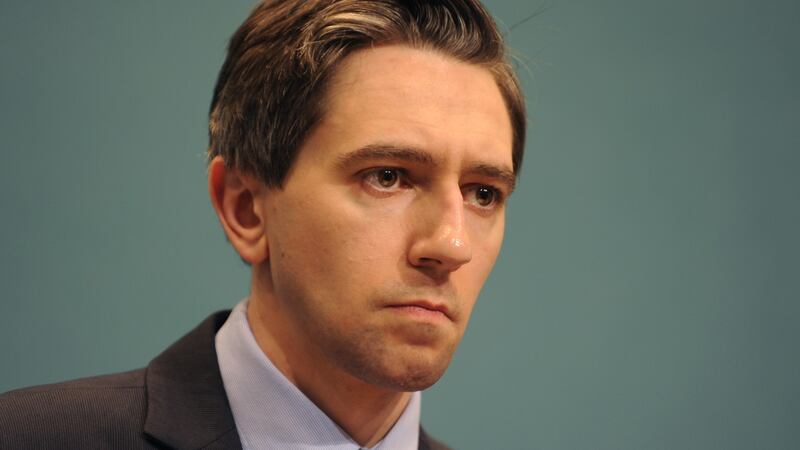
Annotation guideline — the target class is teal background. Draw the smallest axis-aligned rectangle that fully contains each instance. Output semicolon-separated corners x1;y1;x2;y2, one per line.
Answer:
1;1;798;449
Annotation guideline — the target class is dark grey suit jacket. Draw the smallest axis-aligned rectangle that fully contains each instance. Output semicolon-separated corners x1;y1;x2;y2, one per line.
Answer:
0;311;451;450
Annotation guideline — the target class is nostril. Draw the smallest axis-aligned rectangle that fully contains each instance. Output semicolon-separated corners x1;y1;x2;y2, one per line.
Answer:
418;257;441;265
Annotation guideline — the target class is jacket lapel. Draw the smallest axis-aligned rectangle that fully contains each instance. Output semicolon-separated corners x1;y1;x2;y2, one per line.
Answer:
143;310;242;450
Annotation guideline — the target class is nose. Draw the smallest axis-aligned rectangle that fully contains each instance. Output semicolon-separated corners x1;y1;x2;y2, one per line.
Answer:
407;190;472;274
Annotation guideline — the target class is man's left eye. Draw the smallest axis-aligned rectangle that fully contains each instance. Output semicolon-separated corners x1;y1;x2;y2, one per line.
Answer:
465;185;503;209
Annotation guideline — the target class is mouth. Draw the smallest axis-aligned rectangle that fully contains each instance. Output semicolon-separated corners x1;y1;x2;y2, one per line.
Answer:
386;300;453;322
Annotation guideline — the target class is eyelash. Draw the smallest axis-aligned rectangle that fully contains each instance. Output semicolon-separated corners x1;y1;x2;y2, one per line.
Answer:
360;167;506;209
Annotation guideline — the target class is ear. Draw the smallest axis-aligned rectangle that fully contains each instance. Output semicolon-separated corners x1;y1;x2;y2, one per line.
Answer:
208;155;269;264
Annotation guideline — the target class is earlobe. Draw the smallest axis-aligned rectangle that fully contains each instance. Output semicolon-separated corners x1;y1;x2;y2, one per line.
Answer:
208;156;269;264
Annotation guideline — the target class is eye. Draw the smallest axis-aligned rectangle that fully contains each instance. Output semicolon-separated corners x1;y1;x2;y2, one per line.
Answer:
362;168;407;192
475;186;495;206
465;185;503;209
376;169;399;188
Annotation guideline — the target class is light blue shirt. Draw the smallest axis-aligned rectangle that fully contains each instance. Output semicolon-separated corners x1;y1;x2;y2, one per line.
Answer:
215;299;421;450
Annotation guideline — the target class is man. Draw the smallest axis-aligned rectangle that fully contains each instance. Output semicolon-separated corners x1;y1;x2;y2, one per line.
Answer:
0;1;526;449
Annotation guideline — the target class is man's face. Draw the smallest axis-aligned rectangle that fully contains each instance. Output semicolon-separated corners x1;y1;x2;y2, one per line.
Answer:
258;45;514;391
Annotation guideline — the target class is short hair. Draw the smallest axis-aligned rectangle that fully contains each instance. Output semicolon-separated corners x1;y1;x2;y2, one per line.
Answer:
208;0;526;187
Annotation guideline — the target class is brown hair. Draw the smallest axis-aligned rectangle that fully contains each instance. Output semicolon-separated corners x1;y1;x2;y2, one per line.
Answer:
208;0;526;187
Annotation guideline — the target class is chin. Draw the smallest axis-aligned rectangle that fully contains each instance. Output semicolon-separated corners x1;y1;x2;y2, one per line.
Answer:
345;346;455;392
323;321;459;391
382;366;448;392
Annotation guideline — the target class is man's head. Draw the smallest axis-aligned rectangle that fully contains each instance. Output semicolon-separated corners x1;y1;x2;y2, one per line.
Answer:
208;0;526;393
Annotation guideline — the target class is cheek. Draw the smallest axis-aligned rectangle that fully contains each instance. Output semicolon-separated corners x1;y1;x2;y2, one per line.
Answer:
460;214;506;302
270;194;406;294
468;211;505;268
324;203;404;269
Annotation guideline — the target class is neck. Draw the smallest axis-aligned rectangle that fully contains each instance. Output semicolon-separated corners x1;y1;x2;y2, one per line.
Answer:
246;281;411;447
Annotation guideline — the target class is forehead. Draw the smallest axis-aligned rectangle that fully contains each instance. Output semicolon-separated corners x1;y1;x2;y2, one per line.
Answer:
310;44;513;170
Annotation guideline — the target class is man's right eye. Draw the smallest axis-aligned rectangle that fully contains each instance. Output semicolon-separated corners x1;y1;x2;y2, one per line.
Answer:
363;168;406;192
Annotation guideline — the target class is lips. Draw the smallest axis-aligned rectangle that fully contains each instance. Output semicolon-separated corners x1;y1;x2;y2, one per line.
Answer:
387;300;453;321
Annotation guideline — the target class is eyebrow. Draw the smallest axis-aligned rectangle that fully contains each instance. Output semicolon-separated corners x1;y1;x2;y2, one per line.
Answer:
335;143;516;193
335;144;436;167
469;163;517;194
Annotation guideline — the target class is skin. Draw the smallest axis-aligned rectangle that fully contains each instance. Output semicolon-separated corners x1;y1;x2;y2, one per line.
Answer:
208;44;514;447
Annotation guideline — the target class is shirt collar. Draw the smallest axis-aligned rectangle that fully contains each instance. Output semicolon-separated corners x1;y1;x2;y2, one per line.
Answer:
216;299;421;450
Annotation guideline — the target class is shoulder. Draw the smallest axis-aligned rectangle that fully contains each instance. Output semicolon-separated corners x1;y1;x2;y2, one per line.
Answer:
0;369;155;449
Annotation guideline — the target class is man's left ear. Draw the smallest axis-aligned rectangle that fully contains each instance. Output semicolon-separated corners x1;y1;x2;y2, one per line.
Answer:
207;156;269;264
